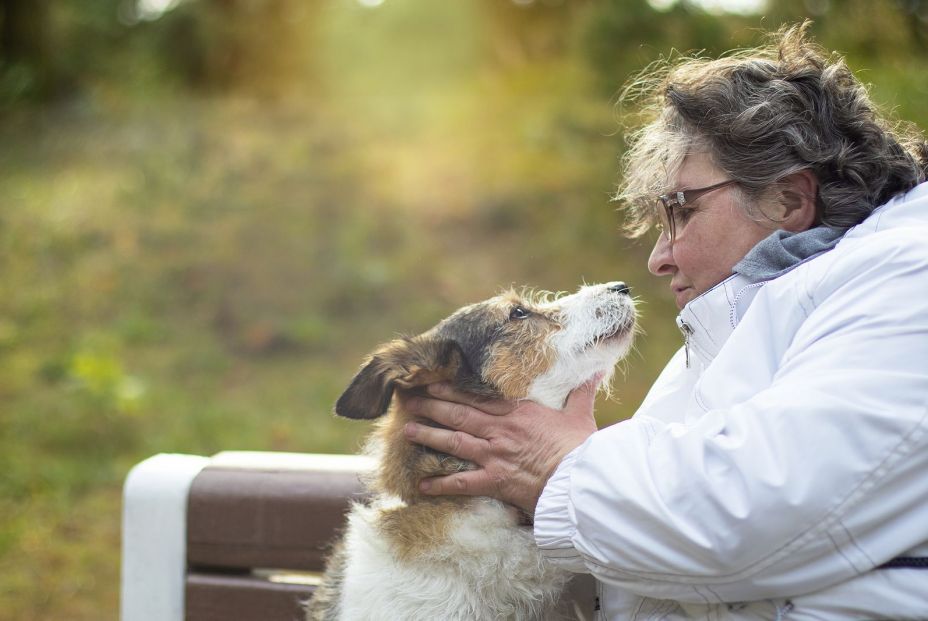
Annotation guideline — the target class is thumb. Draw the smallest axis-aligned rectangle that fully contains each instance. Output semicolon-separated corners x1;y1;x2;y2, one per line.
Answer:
563;373;602;417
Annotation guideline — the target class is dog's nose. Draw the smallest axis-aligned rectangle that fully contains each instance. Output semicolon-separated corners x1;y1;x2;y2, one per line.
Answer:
608;282;631;295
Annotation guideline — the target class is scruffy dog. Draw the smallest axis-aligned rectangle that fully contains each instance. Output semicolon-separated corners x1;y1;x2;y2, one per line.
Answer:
307;282;636;621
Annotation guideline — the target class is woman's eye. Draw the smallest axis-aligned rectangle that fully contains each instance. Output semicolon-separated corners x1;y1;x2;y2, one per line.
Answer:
509;306;531;320
673;207;696;225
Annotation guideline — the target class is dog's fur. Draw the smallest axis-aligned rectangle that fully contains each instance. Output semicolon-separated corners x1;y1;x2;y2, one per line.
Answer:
306;283;637;621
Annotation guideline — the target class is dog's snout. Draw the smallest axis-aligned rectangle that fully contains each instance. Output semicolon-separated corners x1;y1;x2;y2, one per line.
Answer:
608;282;631;296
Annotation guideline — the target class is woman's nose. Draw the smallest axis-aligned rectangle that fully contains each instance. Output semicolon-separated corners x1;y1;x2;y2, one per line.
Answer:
647;233;676;277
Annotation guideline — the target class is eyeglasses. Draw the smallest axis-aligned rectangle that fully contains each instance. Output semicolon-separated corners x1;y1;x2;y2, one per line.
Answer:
655;178;739;241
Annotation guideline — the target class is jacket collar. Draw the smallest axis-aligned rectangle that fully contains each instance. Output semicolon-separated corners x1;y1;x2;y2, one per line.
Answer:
676;237;840;368
676;273;766;369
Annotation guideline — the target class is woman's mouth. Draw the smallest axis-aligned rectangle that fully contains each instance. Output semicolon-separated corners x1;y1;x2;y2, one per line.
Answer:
672;286;694;308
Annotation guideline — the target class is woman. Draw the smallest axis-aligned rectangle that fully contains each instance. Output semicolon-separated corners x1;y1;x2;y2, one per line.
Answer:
402;23;928;619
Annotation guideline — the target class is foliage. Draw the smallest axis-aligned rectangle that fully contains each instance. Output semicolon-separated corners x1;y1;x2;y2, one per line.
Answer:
1;1;926;618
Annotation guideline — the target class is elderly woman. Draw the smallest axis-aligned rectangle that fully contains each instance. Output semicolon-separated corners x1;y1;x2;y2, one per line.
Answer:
402;23;928;619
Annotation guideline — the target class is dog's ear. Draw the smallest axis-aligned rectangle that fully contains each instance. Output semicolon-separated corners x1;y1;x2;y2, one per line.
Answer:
335;338;467;420
335;354;399;420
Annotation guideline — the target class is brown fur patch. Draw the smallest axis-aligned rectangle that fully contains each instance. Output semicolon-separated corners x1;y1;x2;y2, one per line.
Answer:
372;396;473;503
376;498;467;562
484;334;555;399
482;295;559;399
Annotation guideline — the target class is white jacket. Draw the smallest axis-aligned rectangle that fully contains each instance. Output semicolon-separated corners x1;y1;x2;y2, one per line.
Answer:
534;182;928;620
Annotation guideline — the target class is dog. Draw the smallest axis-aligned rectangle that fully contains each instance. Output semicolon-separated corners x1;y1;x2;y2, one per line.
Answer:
307;282;637;621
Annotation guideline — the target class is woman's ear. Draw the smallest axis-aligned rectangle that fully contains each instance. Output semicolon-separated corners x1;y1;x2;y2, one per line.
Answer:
776;169;819;232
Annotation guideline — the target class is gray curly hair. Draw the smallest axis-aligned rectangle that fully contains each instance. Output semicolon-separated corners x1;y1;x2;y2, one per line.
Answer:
617;21;928;237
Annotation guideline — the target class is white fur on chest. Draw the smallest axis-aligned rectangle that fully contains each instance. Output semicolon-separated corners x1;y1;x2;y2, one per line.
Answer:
337;499;570;621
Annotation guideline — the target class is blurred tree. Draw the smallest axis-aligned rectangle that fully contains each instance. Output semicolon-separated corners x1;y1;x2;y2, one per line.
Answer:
761;0;927;62
162;0;322;95
0;0;59;102
1;0;140;105
576;0;735;95
575;0;928;99
0;0;326;104
475;0;592;68
896;0;928;47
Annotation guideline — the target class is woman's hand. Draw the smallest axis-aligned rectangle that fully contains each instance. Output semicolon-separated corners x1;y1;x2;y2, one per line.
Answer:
400;378;600;514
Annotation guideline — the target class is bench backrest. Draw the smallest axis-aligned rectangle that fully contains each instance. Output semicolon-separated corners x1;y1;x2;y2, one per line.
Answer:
121;452;372;621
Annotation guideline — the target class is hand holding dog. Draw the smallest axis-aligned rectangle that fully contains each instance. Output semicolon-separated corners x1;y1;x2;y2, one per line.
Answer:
402;378;600;514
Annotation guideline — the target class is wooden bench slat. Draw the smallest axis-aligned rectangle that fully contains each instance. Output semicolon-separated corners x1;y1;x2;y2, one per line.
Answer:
187;465;368;571
186;572;314;621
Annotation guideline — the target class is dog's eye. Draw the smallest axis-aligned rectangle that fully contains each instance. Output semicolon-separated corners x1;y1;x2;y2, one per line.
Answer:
509;306;531;320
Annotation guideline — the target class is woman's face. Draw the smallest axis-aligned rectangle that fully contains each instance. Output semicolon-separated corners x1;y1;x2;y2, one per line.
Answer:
647;153;778;309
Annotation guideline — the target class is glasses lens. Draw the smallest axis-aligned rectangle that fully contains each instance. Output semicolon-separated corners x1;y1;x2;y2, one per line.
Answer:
655;198;673;240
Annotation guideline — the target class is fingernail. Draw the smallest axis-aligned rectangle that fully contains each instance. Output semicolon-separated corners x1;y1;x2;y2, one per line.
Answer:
419;479;431;492
404;422;418;438
427;383;445;396
406;397;420;413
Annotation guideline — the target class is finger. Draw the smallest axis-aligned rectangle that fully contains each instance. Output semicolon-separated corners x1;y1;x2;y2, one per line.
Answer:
404;422;488;462
418;470;495;498
406;395;494;436
426;382;515;416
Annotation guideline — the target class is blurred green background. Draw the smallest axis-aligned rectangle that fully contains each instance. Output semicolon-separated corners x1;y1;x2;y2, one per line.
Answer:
1;0;926;618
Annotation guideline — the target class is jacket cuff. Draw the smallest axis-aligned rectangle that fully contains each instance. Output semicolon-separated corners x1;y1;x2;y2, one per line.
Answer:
533;443;588;571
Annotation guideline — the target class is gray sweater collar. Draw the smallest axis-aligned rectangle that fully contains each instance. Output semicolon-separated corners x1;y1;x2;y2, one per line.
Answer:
733;226;845;281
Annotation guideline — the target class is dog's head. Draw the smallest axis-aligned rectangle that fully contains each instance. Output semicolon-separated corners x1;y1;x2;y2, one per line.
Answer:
336;281;636;418
335;282;636;501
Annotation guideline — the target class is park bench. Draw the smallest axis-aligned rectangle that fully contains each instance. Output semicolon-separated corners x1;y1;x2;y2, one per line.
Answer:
120;451;373;621
120;451;596;621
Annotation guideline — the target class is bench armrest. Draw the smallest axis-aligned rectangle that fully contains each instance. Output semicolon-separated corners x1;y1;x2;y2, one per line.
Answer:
121;453;210;621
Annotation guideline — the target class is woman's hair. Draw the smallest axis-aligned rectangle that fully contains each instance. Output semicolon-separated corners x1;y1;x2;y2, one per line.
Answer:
617;21;928;237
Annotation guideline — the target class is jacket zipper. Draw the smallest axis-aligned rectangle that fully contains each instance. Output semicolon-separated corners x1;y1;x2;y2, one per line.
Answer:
676;317;694;368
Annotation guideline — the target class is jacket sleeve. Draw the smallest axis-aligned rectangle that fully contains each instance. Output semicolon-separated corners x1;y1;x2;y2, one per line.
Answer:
534;230;928;604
